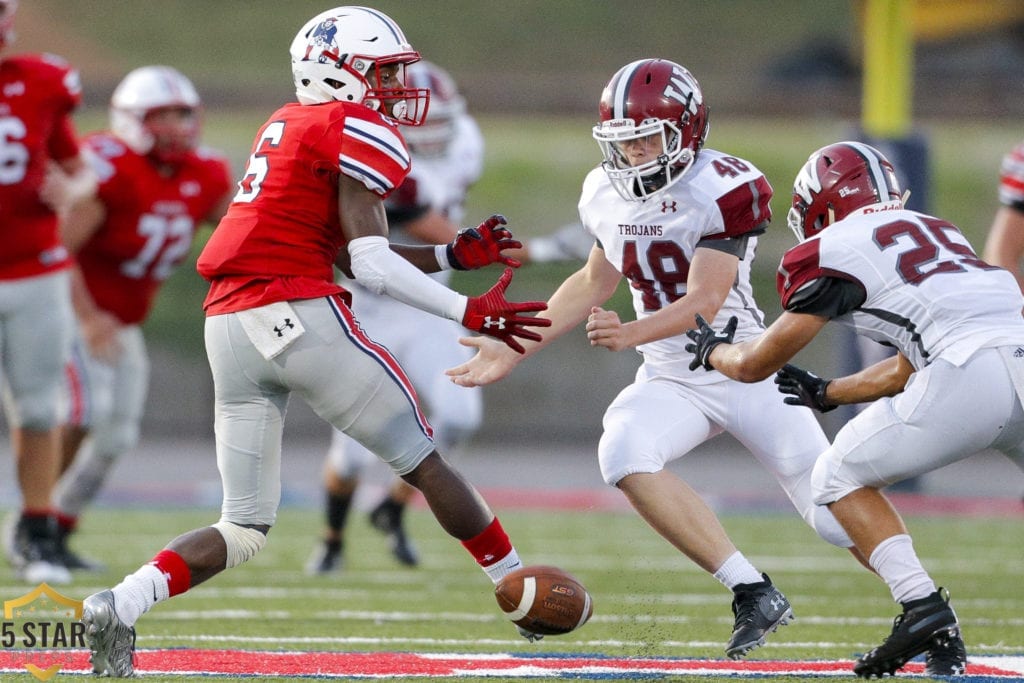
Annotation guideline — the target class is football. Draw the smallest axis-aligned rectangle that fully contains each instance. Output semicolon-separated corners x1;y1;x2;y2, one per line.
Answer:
494;565;593;635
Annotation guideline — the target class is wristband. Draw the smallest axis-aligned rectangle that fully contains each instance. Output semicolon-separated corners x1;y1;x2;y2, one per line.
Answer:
435;244;453;271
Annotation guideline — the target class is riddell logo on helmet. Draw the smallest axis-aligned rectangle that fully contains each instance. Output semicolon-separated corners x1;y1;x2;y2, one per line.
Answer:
862;200;903;214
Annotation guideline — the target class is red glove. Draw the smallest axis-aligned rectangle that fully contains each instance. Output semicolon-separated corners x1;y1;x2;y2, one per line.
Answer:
462;268;551;354
446;214;523;270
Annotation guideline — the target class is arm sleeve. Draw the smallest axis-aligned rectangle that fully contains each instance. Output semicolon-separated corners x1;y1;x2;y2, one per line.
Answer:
348;235;467;321
784;276;865;318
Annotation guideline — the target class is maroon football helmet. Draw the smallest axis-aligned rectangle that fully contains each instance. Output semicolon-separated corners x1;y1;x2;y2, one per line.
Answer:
592;58;710;201
787;141;904;242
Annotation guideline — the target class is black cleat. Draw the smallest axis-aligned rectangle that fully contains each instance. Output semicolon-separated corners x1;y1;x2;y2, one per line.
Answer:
725;573;794;659
925;623;967;677
369;500;419;567
55;526;106;572
305;539;343;575
854;588;960;679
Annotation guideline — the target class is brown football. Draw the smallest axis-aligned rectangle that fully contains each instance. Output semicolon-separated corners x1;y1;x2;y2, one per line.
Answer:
494;565;593;635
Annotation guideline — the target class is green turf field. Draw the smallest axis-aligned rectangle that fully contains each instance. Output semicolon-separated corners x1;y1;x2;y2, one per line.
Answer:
9;504;1018;681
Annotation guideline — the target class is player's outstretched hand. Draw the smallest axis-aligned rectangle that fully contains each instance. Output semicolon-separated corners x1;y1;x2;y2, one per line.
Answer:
447;214;523;270
461;268;550;354
684;314;737;371
446;335;518;387
774;364;836;412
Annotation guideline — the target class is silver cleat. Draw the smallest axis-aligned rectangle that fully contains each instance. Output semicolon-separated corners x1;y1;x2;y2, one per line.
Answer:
82;590;136;677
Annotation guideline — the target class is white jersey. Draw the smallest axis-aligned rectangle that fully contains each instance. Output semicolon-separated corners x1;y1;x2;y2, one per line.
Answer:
779;206;1024;369
578;148;773;382
389;112;484;242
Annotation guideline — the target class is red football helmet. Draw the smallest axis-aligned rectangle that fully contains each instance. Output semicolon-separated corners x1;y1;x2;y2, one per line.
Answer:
788;141;904;242
592;58;710;201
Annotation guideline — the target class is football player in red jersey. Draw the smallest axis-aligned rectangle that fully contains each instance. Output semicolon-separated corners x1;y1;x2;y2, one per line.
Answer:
79;7;550;677
681;140;1024;677
449;58;872;660
306;60;594;576
0;0;97;586
52;65;233;571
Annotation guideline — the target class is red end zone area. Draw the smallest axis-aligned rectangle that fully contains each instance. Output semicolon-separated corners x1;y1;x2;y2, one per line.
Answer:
3;649;1023;679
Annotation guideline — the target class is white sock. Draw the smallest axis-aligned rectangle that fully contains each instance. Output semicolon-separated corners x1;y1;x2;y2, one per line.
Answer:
483;549;523;584
713;551;764;590
112;564;170;626
869;534;936;604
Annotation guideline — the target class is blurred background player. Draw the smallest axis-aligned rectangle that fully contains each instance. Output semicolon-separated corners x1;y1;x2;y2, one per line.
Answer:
53;65;233;570
0;0;96;584
982;140;1024;293
306;59;592;575
448;58;864;660
80;7;550;676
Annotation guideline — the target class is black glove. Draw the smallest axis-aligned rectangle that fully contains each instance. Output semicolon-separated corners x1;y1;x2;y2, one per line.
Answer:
684;314;737;371
774;364;836;412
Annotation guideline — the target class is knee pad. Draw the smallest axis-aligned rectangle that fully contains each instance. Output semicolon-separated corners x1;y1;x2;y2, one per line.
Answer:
212;521;267;569
809;505;854;548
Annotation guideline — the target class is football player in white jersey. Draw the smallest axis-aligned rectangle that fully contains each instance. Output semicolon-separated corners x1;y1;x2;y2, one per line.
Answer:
685;140;1024;677
307;60;593;575
982;140;1024;294
447;58;866;660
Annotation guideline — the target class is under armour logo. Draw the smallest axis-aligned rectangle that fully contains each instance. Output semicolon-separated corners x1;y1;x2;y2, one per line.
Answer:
1015;347;1024;358
482;316;506;330
770;594;786;611
661;200;677;213
274;318;295;337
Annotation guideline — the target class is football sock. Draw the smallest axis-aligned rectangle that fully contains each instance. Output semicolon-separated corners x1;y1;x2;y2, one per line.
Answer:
111;550;192;627
112;564;169;627
461;517;521;583
326;490;353;537
868;533;936;604
713;551;764;590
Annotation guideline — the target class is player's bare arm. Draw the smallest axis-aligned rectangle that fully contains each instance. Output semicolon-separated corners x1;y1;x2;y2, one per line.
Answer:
818;352;915;405
982;204;1024;293
588;246;736;352
39;156;97;215
706;310;828;382
447;248;617;386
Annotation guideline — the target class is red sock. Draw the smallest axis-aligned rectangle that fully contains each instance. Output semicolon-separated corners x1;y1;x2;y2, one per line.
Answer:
56;513;77;532
149;549;192;597
461;517;512;567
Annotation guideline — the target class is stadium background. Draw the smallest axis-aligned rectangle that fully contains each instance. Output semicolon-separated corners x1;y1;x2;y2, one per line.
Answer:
10;0;1024;447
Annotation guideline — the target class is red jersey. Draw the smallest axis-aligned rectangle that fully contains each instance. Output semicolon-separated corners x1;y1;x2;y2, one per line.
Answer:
0;53;82;279
198;102;412;314
75;132;232;325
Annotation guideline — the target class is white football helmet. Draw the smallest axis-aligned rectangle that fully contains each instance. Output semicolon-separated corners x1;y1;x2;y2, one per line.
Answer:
110;65;201;162
0;0;17;48
401;60;465;157
289;6;429;126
